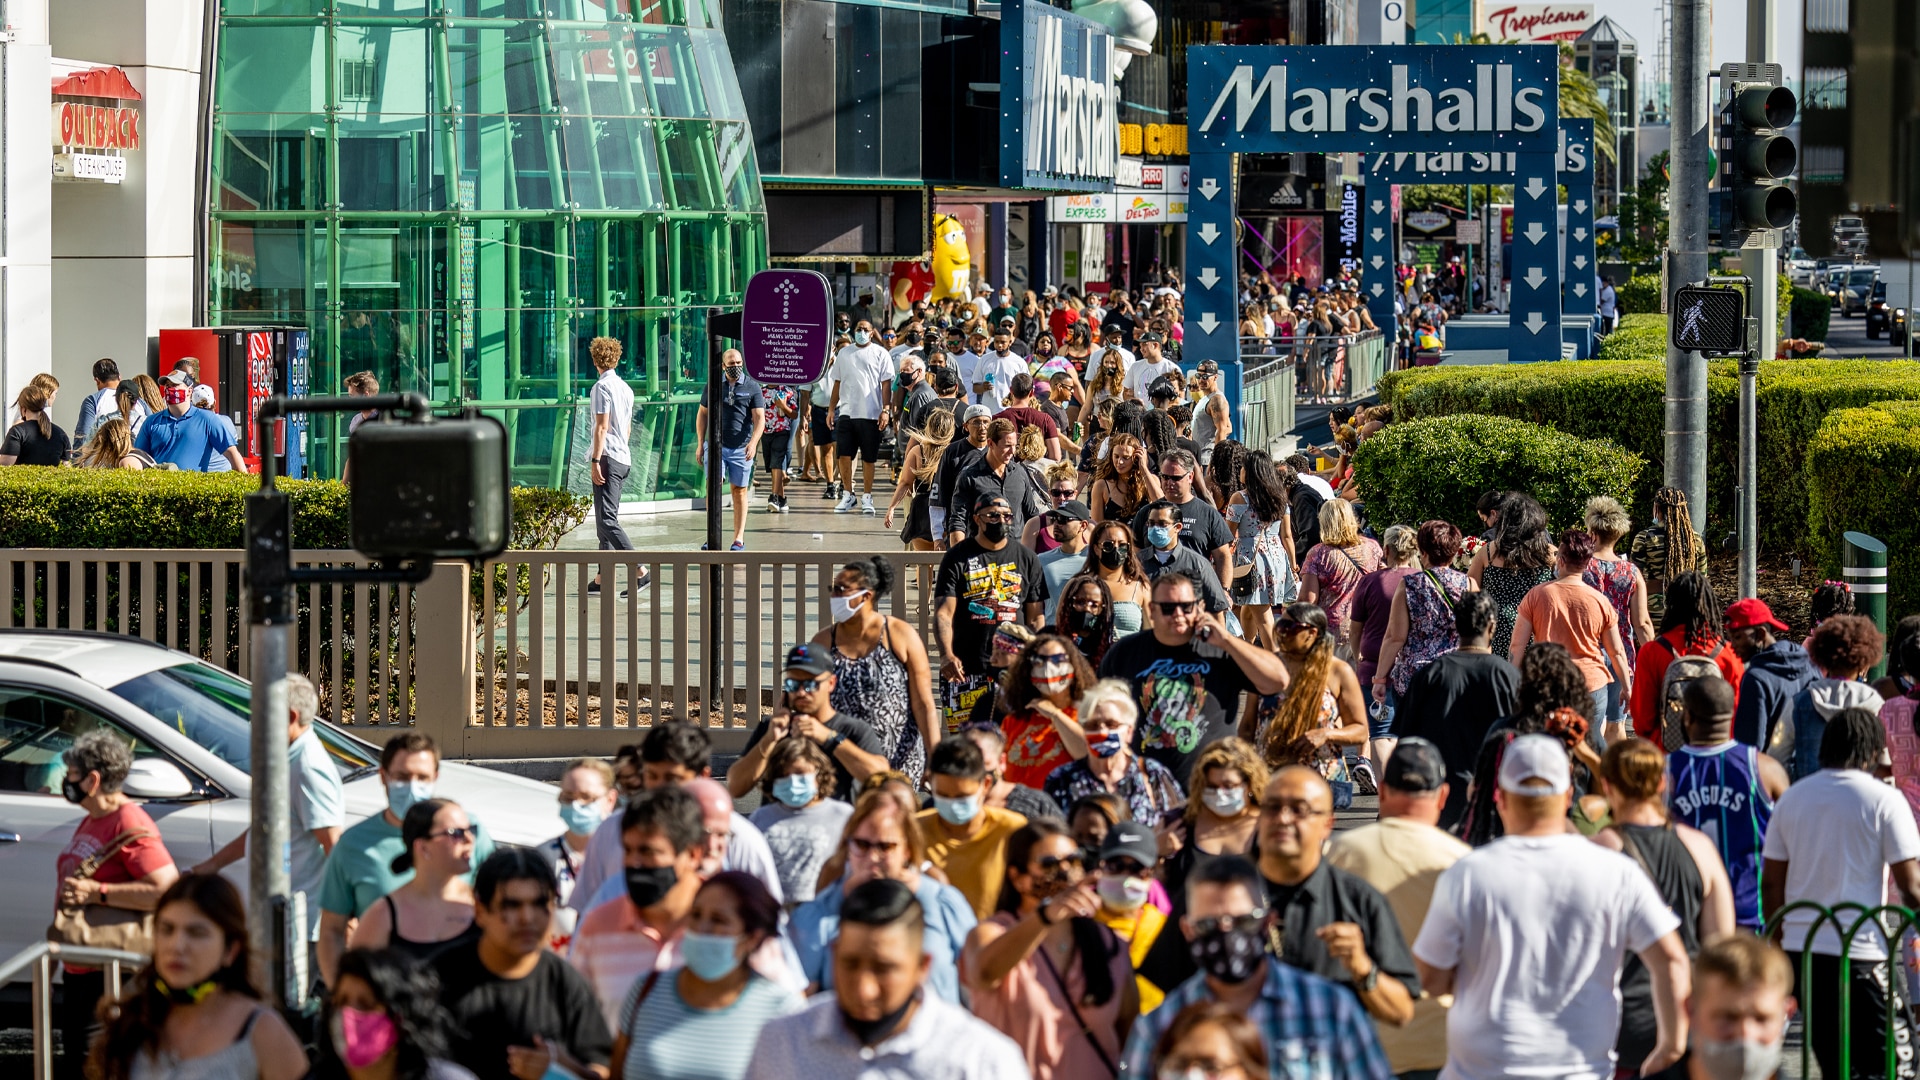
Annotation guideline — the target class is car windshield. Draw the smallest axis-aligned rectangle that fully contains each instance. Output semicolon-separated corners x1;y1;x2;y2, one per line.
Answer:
1852;270;1878;285
108;662;381;779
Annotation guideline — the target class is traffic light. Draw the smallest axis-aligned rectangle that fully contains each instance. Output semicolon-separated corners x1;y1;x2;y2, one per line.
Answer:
1716;64;1797;249
1670;284;1749;357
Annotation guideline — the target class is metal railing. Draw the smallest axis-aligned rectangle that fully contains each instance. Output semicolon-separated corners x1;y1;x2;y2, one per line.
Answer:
1768;901;1920;1079
1239;353;1297;459
1237;330;1385;405
0;942;146;1080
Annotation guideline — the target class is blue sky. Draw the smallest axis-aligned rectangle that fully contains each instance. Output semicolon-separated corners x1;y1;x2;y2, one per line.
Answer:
1592;0;1803;87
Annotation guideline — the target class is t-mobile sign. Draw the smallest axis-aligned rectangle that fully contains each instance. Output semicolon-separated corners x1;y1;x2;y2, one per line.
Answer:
742;269;833;385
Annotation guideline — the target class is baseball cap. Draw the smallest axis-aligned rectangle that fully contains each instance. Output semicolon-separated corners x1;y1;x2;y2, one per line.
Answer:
1097;821;1158;869
159;370;192;387
1383;737;1446;793
996;316;1015;327
784;643;833;678
1139;331;1165;344
973;493;1012;516
1052;500;1093;523
1725;597;1789;633
962;404;993;424
1194;359;1220;375
189;384;216;407
1497;734;1572;796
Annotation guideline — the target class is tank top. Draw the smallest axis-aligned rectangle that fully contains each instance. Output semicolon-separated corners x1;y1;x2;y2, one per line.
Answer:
1191;392;1223;449
1583;557;1639;651
384;894;482;966
130;1007;264;1080
1110;597;1144;636
1613;823;1703;1067
1666;741;1773;928
832;619;923;783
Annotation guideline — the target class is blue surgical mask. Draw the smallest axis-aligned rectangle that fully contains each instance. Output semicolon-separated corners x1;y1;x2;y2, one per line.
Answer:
680;931;745;982
1146;525;1174;550
934;793;982;826
1090;731;1126;758
386;779;433;819
853;330;871;346
773;773;818;808
559;799;607;837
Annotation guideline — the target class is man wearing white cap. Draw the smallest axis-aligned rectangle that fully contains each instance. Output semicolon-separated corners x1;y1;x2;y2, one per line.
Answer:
1412;734;1691;1079
189;384;242;474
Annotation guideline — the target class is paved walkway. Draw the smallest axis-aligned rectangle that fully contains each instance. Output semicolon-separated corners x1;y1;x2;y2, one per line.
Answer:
560;471;916;553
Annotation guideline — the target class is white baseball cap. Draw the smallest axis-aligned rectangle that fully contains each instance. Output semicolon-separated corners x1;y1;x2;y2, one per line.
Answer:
1497;734;1572;796
189;384;215;407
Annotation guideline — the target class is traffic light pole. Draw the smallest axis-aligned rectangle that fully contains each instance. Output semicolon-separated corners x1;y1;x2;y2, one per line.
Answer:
1666;0;1713;527
1736;0;1775;600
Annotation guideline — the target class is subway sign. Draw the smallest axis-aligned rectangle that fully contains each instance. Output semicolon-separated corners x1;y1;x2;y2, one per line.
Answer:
1190;45;1558;153
1001;0;1117;191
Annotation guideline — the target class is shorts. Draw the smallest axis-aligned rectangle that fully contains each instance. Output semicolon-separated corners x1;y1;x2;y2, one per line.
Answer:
761;430;792;473
721;445;753;488
834;417;883;462
809;405;833;444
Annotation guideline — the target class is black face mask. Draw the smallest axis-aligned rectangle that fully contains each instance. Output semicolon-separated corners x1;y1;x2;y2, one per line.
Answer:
624;864;678;910
724;367;742;381
1189;923;1268;984
153;977;219;1007
1097;543;1130;570
841;988;920;1046
979;521;1009;544
61;778;89;805
1070;608;1103;633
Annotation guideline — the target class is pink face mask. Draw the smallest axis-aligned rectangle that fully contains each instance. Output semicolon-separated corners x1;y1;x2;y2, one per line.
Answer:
162;384;190;406
332;1005;399;1069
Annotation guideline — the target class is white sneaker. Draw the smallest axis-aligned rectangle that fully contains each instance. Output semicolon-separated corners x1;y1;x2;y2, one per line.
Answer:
835;492;858;514
860;493;876;515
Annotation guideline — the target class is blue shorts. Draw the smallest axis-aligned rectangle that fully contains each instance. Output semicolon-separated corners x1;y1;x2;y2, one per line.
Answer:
721;445;753;488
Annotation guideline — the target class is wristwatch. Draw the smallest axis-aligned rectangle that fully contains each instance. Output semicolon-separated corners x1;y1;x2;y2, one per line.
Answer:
824;732;848;754
1356;965;1379;993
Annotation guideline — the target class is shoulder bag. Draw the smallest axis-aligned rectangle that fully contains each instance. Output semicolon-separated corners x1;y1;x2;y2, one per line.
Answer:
48;830;156;954
1035;935;1119;1077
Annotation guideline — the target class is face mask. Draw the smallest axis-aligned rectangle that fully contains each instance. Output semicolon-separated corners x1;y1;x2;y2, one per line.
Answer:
831;591;870;624
331;1006;399;1069
680;931;745;982
153;976;219;1007
1189;921;1267;984
624;864;678;910
162;384;190;406
841;989;919;1046
386;778;433;819
979;521;1009;544
1202;786;1247;816
1090;731;1127;758
724;366;743;381
934;793;982;826
1691;1034;1785;1080
61;778;89;805
1146;526;1174;550
773;773;818;808
1097;875;1152;913
1070;608;1103;633
559;799;608;837
1098;544;1130;570
1033;672;1074;695
852;330;871;346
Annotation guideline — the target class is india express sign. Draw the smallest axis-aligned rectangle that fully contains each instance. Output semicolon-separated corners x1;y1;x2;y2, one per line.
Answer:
1001;0;1117;191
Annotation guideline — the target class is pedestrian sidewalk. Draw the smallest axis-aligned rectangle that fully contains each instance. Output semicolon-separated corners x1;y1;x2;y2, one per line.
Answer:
560;472;914;552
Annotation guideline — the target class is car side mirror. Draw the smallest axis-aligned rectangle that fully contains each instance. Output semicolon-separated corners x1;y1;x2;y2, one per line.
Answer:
123;759;195;800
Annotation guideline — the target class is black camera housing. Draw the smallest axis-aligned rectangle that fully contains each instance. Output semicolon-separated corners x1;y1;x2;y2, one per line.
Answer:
349;415;511;561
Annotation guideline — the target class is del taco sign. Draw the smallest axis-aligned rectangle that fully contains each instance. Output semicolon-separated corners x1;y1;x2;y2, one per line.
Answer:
51;65;142;185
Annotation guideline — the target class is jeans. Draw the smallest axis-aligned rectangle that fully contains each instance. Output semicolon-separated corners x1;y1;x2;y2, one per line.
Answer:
1590;685;1611;726
59;969;105;1080
595;456;633;551
1790;950;1914;1079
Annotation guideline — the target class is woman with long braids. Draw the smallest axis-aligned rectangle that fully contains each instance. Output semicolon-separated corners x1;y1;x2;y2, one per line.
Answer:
962;818;1137;1080
1207;439;1246;516
1630;486;1706;627
1629;571;1746;745
1088;433;1162;525
1459;642;1601;846
1240;603;1367;800
89;875;308;1080
1469;491;1556;659
1225;451;1297;648
884;407;955;551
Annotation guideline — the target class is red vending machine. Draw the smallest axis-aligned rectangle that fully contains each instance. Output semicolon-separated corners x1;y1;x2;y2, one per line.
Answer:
157;326;310;476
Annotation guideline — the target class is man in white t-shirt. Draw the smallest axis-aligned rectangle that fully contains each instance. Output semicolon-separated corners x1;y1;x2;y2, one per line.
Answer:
1124;332;1180;403
586;336;636;594
1598;276;1619;334
970;329;1027;412
828;320;896;515
1413;734;1690;1079
1762;706;1920;1079
953;329;990;405
1086;322;1136;375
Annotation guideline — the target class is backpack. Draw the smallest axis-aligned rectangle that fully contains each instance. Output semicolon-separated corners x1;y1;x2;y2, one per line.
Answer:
1656;637;1726;751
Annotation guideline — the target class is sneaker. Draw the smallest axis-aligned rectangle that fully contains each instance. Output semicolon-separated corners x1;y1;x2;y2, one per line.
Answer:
730;540;746;551
587;579;602;595
834;492;858;514
822;482;841;500
619;572;652;599
774;495;790;514
860;493;876;515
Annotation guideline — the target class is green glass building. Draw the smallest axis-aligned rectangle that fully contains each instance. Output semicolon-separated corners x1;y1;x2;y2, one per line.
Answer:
210;0;767;497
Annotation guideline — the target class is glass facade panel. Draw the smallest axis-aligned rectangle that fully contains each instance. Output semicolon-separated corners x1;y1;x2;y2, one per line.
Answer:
212;2;766;496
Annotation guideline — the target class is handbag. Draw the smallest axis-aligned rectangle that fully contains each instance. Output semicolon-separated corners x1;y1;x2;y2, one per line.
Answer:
48;830;155;954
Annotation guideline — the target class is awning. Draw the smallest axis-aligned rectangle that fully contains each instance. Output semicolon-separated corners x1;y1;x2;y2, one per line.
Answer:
51;66;141;101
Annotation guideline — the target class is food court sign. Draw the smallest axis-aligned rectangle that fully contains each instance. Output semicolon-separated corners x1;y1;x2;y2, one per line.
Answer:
50;65;142;185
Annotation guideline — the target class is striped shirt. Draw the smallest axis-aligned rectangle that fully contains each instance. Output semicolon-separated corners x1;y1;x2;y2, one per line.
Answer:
619;973;803;1080
1118;959;1391;1080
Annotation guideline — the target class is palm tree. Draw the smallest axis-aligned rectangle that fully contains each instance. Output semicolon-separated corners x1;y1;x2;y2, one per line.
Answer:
1558;43;1617;163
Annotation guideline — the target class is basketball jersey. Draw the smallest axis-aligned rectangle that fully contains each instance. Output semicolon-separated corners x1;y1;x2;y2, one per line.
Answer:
1667;741;1773;928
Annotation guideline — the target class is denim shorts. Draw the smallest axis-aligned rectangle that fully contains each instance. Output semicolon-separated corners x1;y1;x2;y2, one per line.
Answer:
720;445;753;488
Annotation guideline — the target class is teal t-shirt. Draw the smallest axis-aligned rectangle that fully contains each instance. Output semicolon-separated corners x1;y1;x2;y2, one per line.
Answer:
316;808;496;918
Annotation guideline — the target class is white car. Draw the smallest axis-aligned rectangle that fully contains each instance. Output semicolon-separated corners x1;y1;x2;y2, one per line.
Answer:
0;629;562;962
1785;248;1818;287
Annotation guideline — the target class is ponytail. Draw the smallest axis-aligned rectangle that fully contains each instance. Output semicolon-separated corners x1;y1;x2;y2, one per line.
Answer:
16;386;51;440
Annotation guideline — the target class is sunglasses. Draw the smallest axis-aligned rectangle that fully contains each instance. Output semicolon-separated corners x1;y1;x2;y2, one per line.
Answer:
1030;653;1073;668
1100;857;1148;876
1154;600;1199;616
1187;910;1270;937
1159;471;1191;483
1032;853;1080;873
1277;619;1317;634
430;827;476;843
975;513;1012;524
1050;489;1077;500
849;837;901;857
783;677;825;693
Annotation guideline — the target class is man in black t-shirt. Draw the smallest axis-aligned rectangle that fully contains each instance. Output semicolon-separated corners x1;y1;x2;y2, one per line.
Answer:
436;849;613;1080
930;404;990;542
726;643;890;801
1098;572;1288;785
935;493;1046;727
1391;592;1519;829
1129;449;1233;588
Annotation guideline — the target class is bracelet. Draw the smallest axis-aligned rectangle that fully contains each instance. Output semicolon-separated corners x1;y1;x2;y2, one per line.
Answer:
97;883;108;905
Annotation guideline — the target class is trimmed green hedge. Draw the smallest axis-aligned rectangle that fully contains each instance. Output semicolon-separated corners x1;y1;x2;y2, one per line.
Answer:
1807;400;1920;615
0;470;588;550
1593;313;1670;362
1375;356;1920;549
1789;286;1832;343
1617;274;1663;315
1351;414;1644;534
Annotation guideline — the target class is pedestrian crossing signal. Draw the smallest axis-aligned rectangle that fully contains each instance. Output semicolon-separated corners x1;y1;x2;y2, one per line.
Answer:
1670;286;1748;357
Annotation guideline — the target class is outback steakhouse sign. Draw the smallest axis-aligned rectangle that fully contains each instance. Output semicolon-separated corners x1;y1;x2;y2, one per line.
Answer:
52;103;141;150
51;65;142;185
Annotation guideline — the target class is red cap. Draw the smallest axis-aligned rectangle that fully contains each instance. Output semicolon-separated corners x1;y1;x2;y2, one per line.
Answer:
1725;597;1789;633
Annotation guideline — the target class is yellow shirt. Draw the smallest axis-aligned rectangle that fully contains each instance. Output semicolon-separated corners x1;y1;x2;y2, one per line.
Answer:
1094;901;1169;1013
1326;817;1470;1074
916;805;1027;920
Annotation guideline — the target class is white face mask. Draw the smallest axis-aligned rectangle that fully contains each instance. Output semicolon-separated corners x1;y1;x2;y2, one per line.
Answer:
830;590;871;625
1202;785;1247;816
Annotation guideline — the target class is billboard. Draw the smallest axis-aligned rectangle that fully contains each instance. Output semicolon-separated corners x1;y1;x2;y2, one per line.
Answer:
1476;4;1596;44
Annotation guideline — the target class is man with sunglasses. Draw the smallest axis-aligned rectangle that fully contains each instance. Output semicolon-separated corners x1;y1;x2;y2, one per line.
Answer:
1129;451;1234;589
1119;856;1391;1080
1097;572;1288;788
935;493;1047;727
1035;500;1093;619
728;644;889;804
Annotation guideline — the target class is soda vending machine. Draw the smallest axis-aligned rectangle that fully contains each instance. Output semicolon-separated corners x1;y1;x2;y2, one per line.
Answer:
157;326;311;477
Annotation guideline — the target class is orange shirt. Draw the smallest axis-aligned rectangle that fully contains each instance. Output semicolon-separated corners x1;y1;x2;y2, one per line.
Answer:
1001;708;1075;789
1516;576;1618;691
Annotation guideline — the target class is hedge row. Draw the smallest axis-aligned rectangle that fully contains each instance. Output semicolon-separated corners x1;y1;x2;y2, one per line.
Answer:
1351;413;1645;534
1789;286;1832;343
1592;313;1669;362
1617;275;1662;315
1375;355;1920;550
1807;400;1920;615
0;470;588;551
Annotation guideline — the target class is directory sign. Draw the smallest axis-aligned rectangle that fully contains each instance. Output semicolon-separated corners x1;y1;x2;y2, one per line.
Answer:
742;269;833;385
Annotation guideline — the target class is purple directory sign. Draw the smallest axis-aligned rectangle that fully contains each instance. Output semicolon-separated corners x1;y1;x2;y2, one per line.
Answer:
742;268;834;385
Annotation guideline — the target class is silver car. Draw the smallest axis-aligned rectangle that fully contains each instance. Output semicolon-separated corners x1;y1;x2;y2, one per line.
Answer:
0;629;562;962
